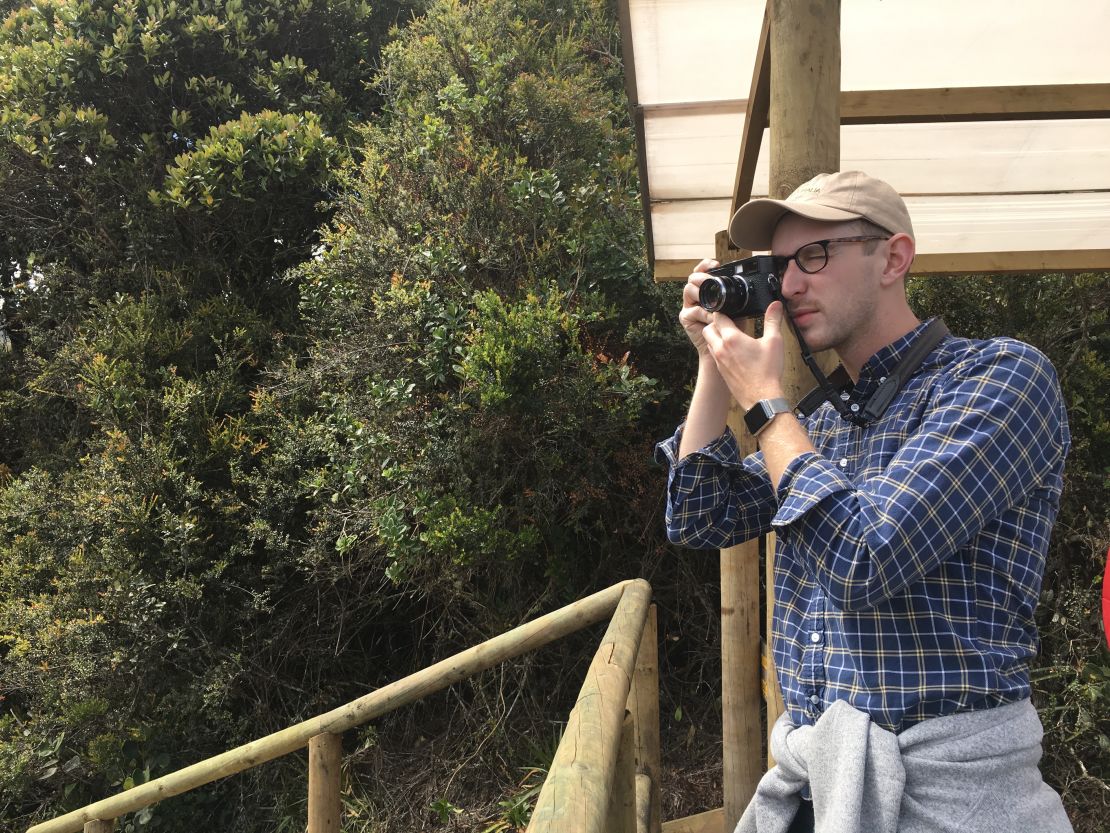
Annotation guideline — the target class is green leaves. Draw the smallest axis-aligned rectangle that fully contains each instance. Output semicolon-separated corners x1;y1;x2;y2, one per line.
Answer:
0;0;414;279
160;110;337;204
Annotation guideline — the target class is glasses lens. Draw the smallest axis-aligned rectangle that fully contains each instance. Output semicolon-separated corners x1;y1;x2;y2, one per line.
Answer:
795;242;828;274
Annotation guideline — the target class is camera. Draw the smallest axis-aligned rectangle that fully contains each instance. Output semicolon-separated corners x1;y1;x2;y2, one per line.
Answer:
697;256;783;320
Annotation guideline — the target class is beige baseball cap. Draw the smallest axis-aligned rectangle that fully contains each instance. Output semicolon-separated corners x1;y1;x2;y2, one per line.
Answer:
728;170;915;251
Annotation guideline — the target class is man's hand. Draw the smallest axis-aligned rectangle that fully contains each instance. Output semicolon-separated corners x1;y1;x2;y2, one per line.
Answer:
679;259;719;356
702;300;788;412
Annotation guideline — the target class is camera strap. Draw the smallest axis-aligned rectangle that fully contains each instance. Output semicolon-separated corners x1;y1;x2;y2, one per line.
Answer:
789;317;950;427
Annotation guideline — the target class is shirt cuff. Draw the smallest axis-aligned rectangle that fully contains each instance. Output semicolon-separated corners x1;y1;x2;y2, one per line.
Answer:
771;451;853;528
654;424;742;470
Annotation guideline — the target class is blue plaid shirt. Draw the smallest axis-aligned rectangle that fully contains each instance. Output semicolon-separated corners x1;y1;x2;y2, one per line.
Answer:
656;320;1070;733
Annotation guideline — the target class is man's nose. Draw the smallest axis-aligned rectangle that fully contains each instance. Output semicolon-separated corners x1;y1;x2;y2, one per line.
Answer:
779;260;807;298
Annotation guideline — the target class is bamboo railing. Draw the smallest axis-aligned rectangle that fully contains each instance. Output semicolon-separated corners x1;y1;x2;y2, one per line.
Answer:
28;578;661;833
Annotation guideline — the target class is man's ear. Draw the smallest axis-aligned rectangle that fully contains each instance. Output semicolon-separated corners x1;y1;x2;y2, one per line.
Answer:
879;232;915;287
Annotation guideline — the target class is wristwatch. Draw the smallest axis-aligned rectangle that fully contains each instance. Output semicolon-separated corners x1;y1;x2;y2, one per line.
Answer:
744;397;792;437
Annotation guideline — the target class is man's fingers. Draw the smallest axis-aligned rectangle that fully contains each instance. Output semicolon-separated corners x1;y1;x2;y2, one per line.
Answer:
701;319;721;352
683;261;719;308
710;311;741;339
680;303;711;329
682;277;706;307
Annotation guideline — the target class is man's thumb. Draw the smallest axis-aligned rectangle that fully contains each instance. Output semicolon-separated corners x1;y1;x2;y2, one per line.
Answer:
764;300;784;333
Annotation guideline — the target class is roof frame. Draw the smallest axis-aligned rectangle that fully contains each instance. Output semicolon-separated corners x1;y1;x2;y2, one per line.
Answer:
619;0;1110;280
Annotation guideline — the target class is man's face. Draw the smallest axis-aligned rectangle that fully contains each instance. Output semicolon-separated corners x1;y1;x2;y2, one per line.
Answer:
771;214;885;355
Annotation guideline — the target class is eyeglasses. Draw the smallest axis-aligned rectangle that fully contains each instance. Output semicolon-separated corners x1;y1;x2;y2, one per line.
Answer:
777;236;890;275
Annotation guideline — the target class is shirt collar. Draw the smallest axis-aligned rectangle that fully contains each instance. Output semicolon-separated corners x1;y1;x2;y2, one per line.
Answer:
857;318;940;384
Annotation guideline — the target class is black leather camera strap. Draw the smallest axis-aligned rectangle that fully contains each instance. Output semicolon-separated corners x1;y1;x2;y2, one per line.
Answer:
790;317;950;427
794;364;853;419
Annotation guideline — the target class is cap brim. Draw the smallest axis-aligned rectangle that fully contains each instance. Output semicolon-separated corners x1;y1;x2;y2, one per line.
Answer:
728;198;864;251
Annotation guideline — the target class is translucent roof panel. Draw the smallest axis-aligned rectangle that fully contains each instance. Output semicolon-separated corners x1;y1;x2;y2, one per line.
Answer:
622;0;1110;277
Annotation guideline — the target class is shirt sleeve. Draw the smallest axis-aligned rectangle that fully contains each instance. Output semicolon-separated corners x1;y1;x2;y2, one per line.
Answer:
771;340;1070;612
655;424;778;549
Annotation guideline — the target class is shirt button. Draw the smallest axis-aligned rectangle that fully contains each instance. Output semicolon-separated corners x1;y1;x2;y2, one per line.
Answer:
809;631;821;643
850;403;861;413
838;458;848;468
809;694;821;705
879;376;887;383
840;392;851;401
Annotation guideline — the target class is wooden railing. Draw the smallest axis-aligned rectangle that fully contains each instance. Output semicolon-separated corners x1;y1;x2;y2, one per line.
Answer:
28;578;661;833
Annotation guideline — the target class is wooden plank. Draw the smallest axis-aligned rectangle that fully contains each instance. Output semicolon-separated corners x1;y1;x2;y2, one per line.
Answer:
662;807;725;833
31;581;638;833
841;83;1110;124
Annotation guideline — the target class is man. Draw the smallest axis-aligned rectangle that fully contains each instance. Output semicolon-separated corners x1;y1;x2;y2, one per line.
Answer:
656;171;1073;832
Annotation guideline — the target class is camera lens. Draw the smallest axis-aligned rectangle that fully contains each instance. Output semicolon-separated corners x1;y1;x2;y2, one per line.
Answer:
699;275;748;315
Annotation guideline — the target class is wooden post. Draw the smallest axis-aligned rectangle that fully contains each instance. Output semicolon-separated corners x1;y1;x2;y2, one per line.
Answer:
716;231;764;827
629;604;662;833
765;0;842;765
308;733;342;833
82;822;113;833
607;712;637;833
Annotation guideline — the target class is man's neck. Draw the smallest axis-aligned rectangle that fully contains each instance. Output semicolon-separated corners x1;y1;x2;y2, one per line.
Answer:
840;311;922;381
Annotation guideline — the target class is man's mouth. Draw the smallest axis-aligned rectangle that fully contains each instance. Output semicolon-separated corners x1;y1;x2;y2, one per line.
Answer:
789;308;817;325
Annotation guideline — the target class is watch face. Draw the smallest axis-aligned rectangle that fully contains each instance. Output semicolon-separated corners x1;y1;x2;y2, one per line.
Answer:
744;401;772;436
745;398;789;436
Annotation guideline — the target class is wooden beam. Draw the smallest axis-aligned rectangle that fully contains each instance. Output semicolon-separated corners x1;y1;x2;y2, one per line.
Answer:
654;260;700;282
911;249;1110;275
617;0;659;273
661;807;724;833
730;4;772;221
766;0;842;764
841;83;1110;124
647;82;1110;121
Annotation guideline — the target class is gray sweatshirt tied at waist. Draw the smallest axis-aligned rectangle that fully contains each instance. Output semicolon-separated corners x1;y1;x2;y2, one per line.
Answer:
735;698;1072;833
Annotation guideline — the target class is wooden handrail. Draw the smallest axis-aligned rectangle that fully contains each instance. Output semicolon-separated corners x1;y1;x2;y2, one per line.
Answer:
527;579;653;833
29;580;642;833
